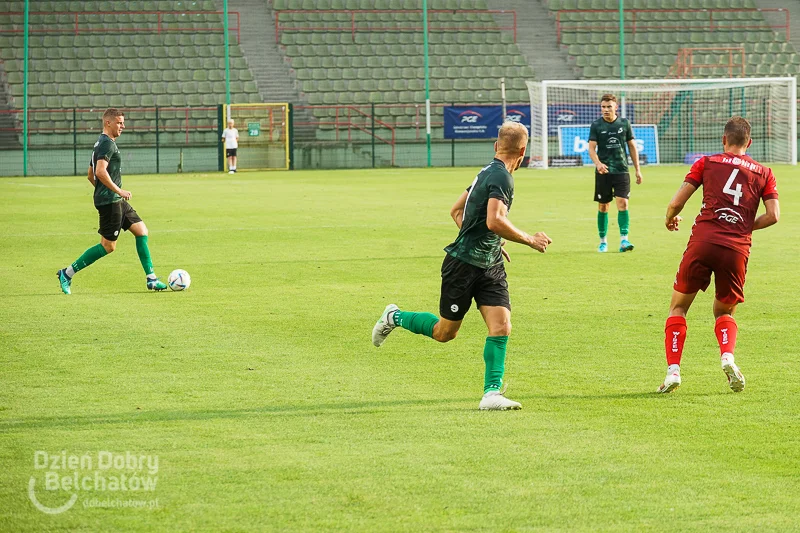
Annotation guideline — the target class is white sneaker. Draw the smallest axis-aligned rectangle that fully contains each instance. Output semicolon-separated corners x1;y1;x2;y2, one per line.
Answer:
657;364;681;393
721;353;745;392
228;170;235;174
371;304;398;347
479;391;522;410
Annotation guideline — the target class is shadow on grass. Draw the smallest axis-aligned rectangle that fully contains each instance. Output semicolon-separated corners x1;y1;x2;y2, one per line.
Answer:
0;397;477;431
521;391;729;401
0;390;729;432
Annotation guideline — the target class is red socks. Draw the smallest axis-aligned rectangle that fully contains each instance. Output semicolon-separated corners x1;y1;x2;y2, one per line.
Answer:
715;315;738;356
665;316;687;366
664;315;738;366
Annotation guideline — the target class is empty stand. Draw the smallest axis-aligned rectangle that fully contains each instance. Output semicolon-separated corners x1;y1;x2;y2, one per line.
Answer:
0;0;260;147
272;0;533;138
545;0;797;79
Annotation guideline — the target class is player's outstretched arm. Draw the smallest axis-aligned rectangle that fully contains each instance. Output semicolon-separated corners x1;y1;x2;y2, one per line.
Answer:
753;199;780;230
486;198;551;253
450;189;469;229
665;182;697;231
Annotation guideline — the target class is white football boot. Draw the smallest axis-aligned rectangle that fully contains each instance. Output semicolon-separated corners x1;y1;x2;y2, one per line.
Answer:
721;353;745;392
371;304;399;347
657;364;682;393
479;391;522;410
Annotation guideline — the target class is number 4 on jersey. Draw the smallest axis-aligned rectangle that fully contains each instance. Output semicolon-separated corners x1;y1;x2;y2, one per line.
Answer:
723;168;743;206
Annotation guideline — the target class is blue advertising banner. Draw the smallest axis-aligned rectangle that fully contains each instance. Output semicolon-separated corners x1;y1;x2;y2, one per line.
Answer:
557;124;660;165
443;105;531;139
548;104;635;135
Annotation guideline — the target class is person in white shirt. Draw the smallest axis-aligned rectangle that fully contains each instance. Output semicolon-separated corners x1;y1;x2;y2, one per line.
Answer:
221;119;239;174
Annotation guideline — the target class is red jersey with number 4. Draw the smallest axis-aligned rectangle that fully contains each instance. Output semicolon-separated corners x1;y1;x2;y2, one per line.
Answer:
684;152;778;257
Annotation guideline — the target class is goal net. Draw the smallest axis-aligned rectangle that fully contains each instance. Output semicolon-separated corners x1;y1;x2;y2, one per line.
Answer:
526;78;797;169
222;103;291;171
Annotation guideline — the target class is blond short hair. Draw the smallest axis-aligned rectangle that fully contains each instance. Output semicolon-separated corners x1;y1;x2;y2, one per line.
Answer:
496;121;528;154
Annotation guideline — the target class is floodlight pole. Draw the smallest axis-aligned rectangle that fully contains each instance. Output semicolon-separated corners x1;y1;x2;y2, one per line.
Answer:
224;0;231;119
423;0;431;167
23;0;29;176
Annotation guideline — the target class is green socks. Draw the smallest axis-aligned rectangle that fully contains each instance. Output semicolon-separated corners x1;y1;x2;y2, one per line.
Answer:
135;235;155;277
618;210;630;237
599;210;630;238
70;243;108;274
483;335;508;393
389;311;509;393
597;211;608;239
392;310;439;339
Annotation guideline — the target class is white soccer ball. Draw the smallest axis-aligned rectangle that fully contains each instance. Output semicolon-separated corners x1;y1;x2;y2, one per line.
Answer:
168;269;191;291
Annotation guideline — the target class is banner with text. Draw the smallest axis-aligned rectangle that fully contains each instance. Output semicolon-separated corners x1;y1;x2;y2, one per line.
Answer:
557;124;660;165
444;105;531;139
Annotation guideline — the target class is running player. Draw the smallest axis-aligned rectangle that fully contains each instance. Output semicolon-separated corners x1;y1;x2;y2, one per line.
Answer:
371;121;552;411
658;116;780;393
588;94;643;252
56;108;169;294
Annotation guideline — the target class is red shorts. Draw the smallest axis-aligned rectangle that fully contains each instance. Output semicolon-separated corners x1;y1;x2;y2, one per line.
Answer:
674;240;748;305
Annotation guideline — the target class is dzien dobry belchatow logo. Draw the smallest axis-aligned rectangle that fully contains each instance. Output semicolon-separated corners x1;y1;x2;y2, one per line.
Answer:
28;450;159;514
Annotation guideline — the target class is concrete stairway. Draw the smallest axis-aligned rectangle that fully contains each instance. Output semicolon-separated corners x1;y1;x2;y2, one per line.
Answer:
221;0;314;137
486;0;577;80
752;0;800;53
0;63;19;149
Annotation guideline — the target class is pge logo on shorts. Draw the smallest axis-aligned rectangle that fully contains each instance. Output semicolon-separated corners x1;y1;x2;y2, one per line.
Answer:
450;304;459;313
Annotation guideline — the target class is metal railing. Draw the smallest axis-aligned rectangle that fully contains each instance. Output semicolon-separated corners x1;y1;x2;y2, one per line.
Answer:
275;9;517;43
555;8;789;42
2;11;241;42
295;104;396;166
670;46;746;78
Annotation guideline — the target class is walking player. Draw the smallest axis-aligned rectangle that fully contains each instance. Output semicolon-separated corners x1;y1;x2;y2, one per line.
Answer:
57;108;168;294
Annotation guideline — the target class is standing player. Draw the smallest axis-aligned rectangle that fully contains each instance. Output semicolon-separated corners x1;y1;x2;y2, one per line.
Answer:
588;94;643;252
370;121;552;411
56;108;169;294
221;119;239;174
658;117;779;393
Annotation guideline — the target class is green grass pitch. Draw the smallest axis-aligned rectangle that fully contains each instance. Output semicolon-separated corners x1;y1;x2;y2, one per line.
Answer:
1;165;799;531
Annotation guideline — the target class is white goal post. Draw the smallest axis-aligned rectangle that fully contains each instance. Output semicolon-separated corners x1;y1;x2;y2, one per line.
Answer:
526;78;797;169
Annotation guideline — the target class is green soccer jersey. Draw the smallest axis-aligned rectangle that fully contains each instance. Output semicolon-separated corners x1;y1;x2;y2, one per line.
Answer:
588;116;634;173
444;158;514;269
91;133;122;207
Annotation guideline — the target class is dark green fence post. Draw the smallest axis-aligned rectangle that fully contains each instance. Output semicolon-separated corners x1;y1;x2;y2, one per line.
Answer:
217;104;224;171
73;107;77;176
451;102;455;167
371;103;375;168
288;103;294;170
155;106;160;174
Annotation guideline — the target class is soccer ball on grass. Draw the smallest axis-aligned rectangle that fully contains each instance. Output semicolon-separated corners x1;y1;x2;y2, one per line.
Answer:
168;269;191;291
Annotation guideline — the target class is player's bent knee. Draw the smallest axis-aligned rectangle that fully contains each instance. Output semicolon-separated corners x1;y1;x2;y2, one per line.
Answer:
435;330;458;343
598;203;610;213
433;324;459;343
101;240;116;253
